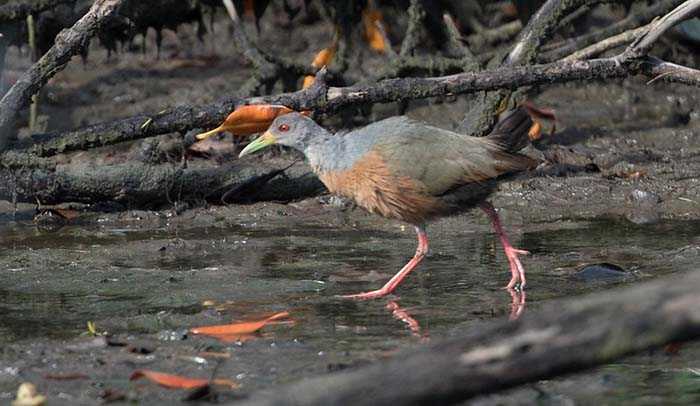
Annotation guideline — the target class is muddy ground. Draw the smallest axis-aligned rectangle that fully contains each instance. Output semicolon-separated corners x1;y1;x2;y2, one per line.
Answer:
1;7;700;406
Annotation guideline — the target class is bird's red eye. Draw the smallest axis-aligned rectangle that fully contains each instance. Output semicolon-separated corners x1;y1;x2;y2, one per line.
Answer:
278;124;290;132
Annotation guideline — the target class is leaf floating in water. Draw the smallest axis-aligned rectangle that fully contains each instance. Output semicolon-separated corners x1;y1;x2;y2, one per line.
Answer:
191;311;292;342
129;370;237;390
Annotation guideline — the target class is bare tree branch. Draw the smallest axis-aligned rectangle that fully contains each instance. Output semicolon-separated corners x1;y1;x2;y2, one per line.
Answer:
543;0;686;62
6;50;700;171
0;0;124;152
625;0;700;59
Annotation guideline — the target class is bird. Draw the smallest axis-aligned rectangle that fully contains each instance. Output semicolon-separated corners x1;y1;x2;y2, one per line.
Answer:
237;108;536;299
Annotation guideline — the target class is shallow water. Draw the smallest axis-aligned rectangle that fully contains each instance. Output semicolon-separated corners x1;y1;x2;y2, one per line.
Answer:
0;211;699;404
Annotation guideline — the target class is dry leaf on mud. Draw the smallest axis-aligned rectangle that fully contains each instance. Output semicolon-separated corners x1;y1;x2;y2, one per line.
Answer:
129;370;237;390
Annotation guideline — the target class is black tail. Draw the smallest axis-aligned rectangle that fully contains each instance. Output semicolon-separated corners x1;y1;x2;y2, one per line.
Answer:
487;106;533;153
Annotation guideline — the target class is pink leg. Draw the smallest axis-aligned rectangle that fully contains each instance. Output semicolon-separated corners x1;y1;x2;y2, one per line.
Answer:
342;225;428;300
480;202;529;290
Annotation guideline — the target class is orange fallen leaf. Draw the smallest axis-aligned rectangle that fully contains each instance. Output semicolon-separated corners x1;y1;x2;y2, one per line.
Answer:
362;8;386;53
191;311;290;337
303;47;336;89
302;75;316;89
129;370;237;390
311;47;335;69
195;105;295;140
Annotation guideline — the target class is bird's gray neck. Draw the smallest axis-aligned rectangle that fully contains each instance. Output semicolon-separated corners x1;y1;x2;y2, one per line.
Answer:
303;135;358;173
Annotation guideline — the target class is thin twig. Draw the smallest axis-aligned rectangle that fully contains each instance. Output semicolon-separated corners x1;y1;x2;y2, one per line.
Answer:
562;22;652;61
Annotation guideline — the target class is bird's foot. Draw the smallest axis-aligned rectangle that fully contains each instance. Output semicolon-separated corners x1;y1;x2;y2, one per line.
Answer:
339;288;394;300
503;245;529;290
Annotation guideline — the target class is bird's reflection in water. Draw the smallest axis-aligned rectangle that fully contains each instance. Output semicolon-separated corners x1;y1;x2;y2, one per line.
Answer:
507;288;526;320
385;289;525;341
386;301;429;342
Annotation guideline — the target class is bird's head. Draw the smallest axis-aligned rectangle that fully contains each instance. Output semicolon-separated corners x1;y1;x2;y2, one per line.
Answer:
238;112;325;158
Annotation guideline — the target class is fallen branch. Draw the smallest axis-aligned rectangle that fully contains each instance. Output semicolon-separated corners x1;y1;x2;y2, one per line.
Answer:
0;0;124;152
231;268;700;406
0;157;324;206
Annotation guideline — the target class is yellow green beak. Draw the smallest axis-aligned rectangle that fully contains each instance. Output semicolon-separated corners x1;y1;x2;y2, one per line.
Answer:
238;131;277;158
